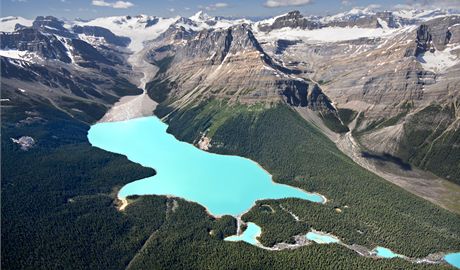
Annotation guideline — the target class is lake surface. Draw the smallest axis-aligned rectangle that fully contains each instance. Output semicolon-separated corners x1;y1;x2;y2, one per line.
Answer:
445;253;460;269
88;116;325;216
373;247;401;258
306;231;340;244
224;222;262;245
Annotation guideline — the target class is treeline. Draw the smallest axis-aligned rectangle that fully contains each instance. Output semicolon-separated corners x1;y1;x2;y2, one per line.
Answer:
398;103;460;183
127;193;452;270
1;100;160;270
352;103;460;184
2;86;458;269
160;100;460;258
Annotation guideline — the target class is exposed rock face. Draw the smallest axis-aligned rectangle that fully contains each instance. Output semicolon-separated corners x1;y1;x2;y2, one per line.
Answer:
415;24;433;55
376;12;399;28
70;38;118;66
275;39;300;55
258;15;459;111
258;11;320;31
1;16;141;123
408;16;460;56
1;28;72;63
14;23;29;31
32;16;75;38
0;16;131;66
325;12;394;29
257;14;460;180
423;16;460;50
0;16;134;69
145;23;334;114
282;81;333;111
257;10;414;32
144;17;160;27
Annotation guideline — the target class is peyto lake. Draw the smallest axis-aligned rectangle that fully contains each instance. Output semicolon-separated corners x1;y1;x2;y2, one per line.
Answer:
88;116;325;216
88;116;460;269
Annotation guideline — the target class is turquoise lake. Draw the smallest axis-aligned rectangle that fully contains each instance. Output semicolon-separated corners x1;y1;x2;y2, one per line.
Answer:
373;247;401;258
87;116;325;216
445;253;460;269
306;231;340;244
225;222;262;245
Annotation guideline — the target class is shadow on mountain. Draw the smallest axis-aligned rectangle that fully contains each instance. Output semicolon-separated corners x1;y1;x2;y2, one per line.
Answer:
361;151;412;171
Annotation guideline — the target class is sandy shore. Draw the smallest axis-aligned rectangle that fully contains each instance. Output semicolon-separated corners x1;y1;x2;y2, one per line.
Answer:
119;198;129;211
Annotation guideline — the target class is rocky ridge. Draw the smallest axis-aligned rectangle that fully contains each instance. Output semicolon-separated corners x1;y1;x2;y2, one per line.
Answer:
144;22;335;115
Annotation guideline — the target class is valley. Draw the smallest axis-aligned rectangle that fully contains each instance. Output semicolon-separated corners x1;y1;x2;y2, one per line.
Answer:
1;6;460;270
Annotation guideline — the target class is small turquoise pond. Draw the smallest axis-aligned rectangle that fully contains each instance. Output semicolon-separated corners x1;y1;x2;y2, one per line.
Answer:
88;116;325;216
445;253;460;269
224;222;262;245
306;231;340;244
373;247;401;258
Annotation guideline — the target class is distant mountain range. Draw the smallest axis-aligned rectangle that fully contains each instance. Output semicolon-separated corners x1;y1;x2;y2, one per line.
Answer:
1;7;459;186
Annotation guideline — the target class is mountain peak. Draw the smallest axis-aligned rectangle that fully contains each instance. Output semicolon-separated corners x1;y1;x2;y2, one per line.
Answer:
190;10;212;22
287;10;301;17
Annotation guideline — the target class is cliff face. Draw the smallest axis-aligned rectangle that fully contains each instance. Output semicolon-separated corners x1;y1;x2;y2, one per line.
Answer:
256;15;460;180
72;25;131;47
1;28;72;63
257;10;406;32
258;11;321;31
145;24;335;114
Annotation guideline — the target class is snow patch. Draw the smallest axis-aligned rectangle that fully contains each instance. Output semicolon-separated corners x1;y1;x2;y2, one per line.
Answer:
255;12;290;27
189;11;212;22
76;15;179;52
377;18;389;29
319;7;377;24
11;136;35;151
0;49;41;62
78;33;106;47
392;9;460;21
255;26;400;43
0;16;33;32
181;12;251;32
417;45;460;72
60;38;75;63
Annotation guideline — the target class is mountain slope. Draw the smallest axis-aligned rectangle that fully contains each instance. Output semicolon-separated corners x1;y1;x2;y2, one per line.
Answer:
142;18;346;137
255;11;460;183
138;10;460;260
1;16;143;123
1;9;460;270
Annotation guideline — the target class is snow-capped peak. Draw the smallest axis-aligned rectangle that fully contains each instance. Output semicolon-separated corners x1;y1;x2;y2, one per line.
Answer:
177;11;250;32
392;8;460;21
319;7;378;23
189;11;213;22
74;15;179;51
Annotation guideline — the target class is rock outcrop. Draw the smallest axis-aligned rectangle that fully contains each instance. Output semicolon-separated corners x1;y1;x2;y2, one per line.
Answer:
1;28;72;63
145;23;335;114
